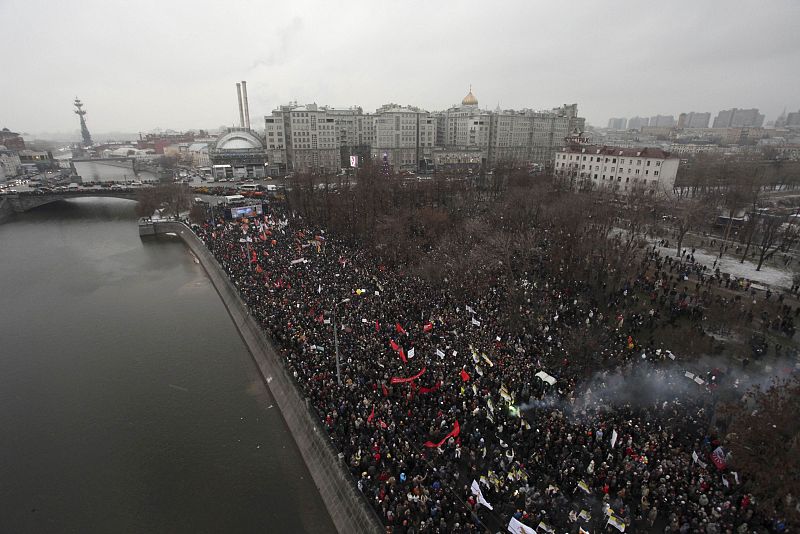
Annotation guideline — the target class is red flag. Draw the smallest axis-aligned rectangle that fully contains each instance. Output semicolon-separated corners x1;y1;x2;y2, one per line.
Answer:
396;323;406;335
424;420;461;448
375;320;381;332
255;264;263;273
419;381;441;394
399;348;407;364
250;250;257;263
367;405;375;424
382;383;389;397
423;322;433;333
390;367;427;384
259;233;267;242
379;419;388;429
390;340;400;352
460;369;470;382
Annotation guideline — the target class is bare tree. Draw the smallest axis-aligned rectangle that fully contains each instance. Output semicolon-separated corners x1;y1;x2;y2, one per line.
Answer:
752;212;799;271
673;198;708;257
720;377;800;526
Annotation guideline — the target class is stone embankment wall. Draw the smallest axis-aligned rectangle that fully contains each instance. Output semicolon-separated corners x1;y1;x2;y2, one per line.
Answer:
155;222;382;534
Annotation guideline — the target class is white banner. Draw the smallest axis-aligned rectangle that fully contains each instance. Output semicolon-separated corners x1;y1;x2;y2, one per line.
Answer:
470;479;493;510
507;517;537;534
611;429;618;449
350;155;358;168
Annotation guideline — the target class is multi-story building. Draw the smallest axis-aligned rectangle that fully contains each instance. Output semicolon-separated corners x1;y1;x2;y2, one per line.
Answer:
554;144;679;197
785;110;800;130
607;118;627;130
627;117;650;130
677;112;711;129
262;88;585;174
434;89;585;169
371;104;436;172
649;115;676;128
525;104;585;165
265;104;372;174
713;108;765;128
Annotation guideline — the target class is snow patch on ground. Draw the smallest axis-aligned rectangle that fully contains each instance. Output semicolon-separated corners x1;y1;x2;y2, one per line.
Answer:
654;241;794;290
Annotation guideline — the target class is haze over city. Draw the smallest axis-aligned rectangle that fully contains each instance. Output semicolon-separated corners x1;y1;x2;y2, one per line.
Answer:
2;0;799;137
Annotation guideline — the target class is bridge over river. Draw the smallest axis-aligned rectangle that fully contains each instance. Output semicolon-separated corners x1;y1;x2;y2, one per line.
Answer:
0;189;139;222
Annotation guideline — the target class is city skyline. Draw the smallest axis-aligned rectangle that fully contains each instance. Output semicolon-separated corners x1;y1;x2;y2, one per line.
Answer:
2;0;799;136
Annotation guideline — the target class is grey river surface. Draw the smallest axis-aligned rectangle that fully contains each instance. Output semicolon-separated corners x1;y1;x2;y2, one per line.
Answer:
0;199;335;533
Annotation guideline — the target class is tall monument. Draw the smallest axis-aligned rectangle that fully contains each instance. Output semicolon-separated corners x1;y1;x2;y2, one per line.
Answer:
73;97;93;147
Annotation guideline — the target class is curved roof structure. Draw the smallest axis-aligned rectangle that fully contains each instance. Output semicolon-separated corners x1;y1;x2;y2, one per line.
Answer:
214;129;264;151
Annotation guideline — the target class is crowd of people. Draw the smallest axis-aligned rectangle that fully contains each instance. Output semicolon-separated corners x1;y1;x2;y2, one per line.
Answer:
192;202;794;534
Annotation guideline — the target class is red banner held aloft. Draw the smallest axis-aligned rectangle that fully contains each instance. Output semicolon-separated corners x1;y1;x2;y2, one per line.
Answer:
460;369;471;382
423;322;433;333
390;340;400;352
367;405;375;424
391;367;427;384
375;320;381;332
396;323;406;335
424;420;461;448
382;383;389;397
419;381;441;394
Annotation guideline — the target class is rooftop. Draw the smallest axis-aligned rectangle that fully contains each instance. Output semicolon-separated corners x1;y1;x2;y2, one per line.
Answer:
560;144;676;159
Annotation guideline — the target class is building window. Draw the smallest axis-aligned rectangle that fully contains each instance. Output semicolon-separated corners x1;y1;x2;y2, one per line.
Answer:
656;161;661;166
647;160;651;166
654;171;659;176
612;158;616;163
635;169;640;175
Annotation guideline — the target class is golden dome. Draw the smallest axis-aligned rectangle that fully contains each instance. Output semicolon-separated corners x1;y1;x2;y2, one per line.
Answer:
462;86;478;106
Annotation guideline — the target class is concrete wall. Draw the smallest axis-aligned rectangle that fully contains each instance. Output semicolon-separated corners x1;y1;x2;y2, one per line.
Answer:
156;222;383;534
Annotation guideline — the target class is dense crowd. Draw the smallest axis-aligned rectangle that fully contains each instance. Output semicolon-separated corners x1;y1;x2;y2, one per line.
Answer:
193;203;794;534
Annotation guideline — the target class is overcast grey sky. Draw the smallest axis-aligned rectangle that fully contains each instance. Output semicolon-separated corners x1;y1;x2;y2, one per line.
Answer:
2;0;799;137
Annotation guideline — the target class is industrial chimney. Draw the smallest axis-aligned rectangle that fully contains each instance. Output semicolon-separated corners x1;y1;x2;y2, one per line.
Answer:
241;80;251;130
236;83;245;128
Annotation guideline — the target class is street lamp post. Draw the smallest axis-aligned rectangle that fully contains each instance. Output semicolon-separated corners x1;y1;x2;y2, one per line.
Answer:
333;298;350;386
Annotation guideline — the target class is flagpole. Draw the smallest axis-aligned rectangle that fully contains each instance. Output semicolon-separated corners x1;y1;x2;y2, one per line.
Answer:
333;298;350;386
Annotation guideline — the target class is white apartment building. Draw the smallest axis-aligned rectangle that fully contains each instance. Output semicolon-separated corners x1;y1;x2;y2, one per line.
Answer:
554;145;679;197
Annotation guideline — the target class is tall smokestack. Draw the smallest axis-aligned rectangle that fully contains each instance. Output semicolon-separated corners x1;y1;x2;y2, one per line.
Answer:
241;80;251;130
236;83;245;128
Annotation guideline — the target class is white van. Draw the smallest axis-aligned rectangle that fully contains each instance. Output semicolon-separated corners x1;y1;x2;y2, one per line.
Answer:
67;183;80;191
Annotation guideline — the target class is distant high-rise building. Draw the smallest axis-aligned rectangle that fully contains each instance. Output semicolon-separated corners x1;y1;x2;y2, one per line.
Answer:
713;108;764;128
677;112;711;129
781;109;800;129
627;116;650;130
649;115;676;128
607;118;627;130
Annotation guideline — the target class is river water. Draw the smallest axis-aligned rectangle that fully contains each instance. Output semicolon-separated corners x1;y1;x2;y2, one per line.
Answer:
0;199;335;533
